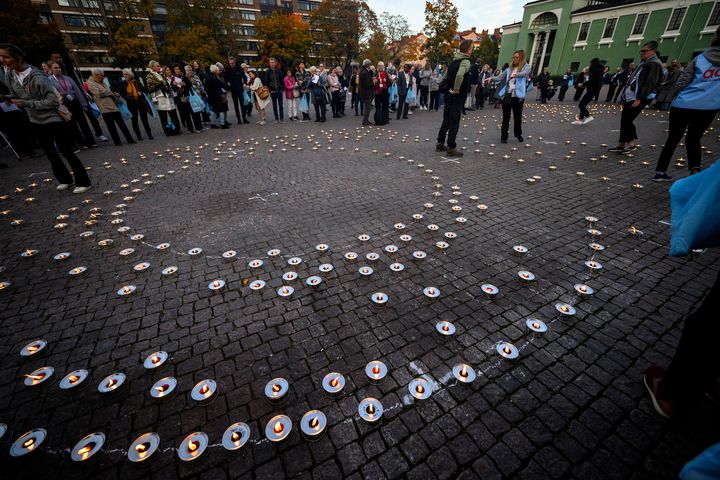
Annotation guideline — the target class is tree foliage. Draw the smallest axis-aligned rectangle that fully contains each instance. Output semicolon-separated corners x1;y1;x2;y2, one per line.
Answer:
108;21;156;70
421;0;459;65
255;11;313;69
379;12;412;60
164;0;233;58
360;30;387;64
0;0;67;66
311;0;378;69
471;34;499;68
162;24;219;65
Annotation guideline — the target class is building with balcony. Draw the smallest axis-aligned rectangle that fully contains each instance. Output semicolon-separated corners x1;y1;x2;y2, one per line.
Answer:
499;0;720;76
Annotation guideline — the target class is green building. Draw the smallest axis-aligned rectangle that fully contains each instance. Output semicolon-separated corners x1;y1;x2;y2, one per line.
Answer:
499;0;720;76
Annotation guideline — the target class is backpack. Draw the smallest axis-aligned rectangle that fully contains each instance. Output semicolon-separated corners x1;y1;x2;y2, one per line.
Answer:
374;107;385;125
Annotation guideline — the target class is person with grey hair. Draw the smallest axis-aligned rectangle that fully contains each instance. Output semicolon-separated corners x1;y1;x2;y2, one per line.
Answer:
87;68;136;146
374;61;390;125
205;63;231;128
47;60;97;149
119;68;153;140
265;57;284;123
146;60;180;135
358;59;374;125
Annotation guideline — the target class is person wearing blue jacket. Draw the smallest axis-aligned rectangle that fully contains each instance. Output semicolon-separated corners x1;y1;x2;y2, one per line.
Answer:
652;27;720;182
486;50;531;143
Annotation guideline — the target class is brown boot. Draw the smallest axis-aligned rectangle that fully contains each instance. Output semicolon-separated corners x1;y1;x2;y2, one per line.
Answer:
447;148;464;157
435;143;447;152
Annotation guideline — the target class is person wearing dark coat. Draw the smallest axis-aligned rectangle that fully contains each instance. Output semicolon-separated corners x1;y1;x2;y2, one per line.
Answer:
118;68;153;140
358;59;375;125
264;57;284;122
395;63;413;120
573;58;604;124
538;67;550;103
613;63;634;103
223;57;247;124
205;64;231;129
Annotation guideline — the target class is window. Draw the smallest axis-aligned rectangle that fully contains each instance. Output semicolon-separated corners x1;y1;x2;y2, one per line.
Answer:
38;12;54;24
154;6;167;14
297;0;319;11
63;14;106;27
666;8;686;31
577;22;590;42
234;26;256;35
602;18;616;39
530;12;558;29
69;33;110;46
239;10;256;20
151;20;167;32
57;0;99;8
709;2;720;26
632;13;648;36
234;0;253;4
74;52;114;65
570;62;579;72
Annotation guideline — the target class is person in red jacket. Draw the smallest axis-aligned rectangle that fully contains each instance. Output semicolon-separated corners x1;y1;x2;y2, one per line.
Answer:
374;61;390;125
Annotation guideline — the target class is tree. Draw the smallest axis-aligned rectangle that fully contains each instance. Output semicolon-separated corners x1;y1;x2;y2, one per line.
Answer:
471;34;499;68
162;25;219;65
311;0;378;70
164;0;233;59
104;0;156;70
255;11;313;69
421;0;459;66
360;30;387;64
0;0;67;65
379;12;412;60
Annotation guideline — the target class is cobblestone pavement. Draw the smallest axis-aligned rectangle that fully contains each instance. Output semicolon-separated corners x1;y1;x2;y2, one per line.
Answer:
0;96;719;480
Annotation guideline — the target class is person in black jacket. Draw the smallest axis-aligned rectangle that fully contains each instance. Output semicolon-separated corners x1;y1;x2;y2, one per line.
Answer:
613;63;634;103
118;68;153;140
358;59;375;126
573;58;604;124
224;57;247;124
436;40;473;157
396;63;413;120
538;67;550;103
265;57;284;123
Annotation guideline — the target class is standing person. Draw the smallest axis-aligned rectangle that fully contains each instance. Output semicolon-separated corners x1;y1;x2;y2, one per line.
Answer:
374;61;390;125
606;67;623;102
466;61;479;111
205;64;230;129
192;61;206;83
350;65;362;116
655;60;681;110
436;39;473;157
307;66;327;123
47;60;97;149
295;62;311;121
241;63;253;118
573;67;588;101
652;29;720;181
396;63;413;120
87;68;136;146
0;43;91;193
477;64;491;109
608;41;663;155
284;69;299;121
487;49;531;143
327;67;341;118
247;70;270;125
177;65;203;133
614;63;634;103
224;57;247;125
358;59;374;126
538;66;550;103
337;67;348;116
573;58;603;125
558;67;574;101
146;60;180;136
264;58;284;123
419;64;431;110
118;68;153;141
429;67;442;111
185;64;208;124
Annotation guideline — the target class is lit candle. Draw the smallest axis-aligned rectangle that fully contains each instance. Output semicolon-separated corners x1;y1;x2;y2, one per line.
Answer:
453;363;476;383
358;398;383;422
9;429;47;457
177;432;208;461
409;378;432;400
222;422;250;451
265;415;292;442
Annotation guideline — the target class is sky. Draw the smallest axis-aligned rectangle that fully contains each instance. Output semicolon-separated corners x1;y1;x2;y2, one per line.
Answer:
365;0;527;34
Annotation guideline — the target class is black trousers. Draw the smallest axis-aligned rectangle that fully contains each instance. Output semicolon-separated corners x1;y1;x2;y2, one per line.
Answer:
437;93;463;149
102;111;134;145
158;109;181;135
476;87;485;108
0;110;36;156
540;85;548;103
397;95;408;119
362;97;373;123
605;84;617;102
230;90;247;123
501;97;524;140
573;87;584;101
659;270;720;405
619;101;646;144
578;88;599;119
177;101;202;132
126;98;152;138
375;92;389;124
429;91;440;111
32;121;90;186
313;98;326;121
419;85;429;107
656;107;717;172
65;98;95;148
271;91;284;120
86;108;103;136
331;91;340;117
352;92;363;115
558;85;569;101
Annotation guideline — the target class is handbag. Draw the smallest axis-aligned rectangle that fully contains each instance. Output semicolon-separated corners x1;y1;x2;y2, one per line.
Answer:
189;92;205;113
389;83;398;104
118;101;133;121
257;85;270;100
57;103;72;122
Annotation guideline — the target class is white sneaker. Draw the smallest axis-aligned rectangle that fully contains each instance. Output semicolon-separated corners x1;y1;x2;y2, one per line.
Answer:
582;116;594;124
97;135;109;142
571;120;583;125
258;120;265;126
56;183;73;191
72;186;92;194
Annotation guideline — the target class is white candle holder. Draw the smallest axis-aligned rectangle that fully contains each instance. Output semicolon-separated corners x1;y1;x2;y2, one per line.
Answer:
156;243;170;251
315;243;329;252
306;276;323;288
389;263;405;272
222;422;251;451
20;249;38;259
518;271;536;282
265;377;289;402
358;398;383;422
481;284;499;298
267;248;281;258
394;223;406;230
223;250;237;261
513;245;528;255
344;252;358;261
423;287;440;299
54;252;71;261
265;415;292;442
318;263;333;273
24;366;54;386
187;247;203;256
453;364;476;383
526;319;547;333
118;285;136;296
71;432;105;462
322;372;345;396
627;226;644;236
300;410;327;441
384;245;398;254
208;279;226;291
436;241;449;250
366;252;380;261
119;248;135;257
130;234;144;242
589;243;605;252
151;376;178;399
359;266;374;276
191;379;217;404
0;281;9;291
409;378;432;400
399;234;413;242
427;224;439;232
277;286;294;297
413;251;427;260
497;342;519;359
282;271;298;282
134;262;151;273
177;432;208;461
249;280;266;291
585;260;603;271
128;432;160;462
587;228;602;236
574;284;594;296
60;369;89;390
144;351;169;369
162;266;178;276
9;429;46;457
436;321;456;335
365;360;387;384
288;257;302;266
358;233;371;242
248;259;264;269
555;303;576;316
98;373;126;393
20;339;47;357
371;292;388;306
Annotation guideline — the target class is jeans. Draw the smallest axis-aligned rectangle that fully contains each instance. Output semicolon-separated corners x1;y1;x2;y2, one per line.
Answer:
437;93;463;148
619;101;646;144
286;97;298;119
352;92;363;115
230;89;247;123
214;111;226;126
501;97;524;140
32;121;90;186
126;98;152;138
429;91;439;110
578;88;599;119
656;107;717;172
270;91;284;120
659;270;720;406
102;111;134;145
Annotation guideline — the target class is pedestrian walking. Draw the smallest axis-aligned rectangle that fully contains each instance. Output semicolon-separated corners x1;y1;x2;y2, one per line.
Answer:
488;49;531;143
538;67;550;103
572;58;603;125
436;39;473;157
205;64;230;129
224;57;247;125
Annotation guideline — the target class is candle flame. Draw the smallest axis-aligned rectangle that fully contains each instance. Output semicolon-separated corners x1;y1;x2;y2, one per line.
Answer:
151;355;160;364
69;375;80;383
107;377;118;388
376;295;383;301
486;287;493;293
28;344;38;352
23;438;35;448
78;442;95;459
273;421;284;434
25;249;33;256
309;417;320;428
329;377;339;388
372;365;380;375
271;383;281;393
231;431;240;442
187;439;199;453
442;324;449;332
136;442;150;453
532;322;540;329
199;384;210;395
366;403;375;415
460;365;468;378
579;285;587;292
503;346;511;354
213;281;220;288
416;384;425;394
26;373;45;381
123;287;131;294
156;383;169;393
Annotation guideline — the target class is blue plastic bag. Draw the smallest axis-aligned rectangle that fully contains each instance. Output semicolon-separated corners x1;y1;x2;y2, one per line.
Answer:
88;101;101;119
669;161;720;256
680;442;720;480
118;101;133;121
405;87;416;104
143;93;157;118
243;90;251;106
299;94;309;114
389;83;398;104
189;92;205;113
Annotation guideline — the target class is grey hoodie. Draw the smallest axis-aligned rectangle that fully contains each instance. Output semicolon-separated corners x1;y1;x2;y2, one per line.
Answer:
676;46;720;92
5;67;61;124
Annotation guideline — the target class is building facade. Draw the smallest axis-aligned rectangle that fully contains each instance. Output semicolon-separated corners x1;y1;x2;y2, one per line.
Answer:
31;0;322;72
500;0;720;76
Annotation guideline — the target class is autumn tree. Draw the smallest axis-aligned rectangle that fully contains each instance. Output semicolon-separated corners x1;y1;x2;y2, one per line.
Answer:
163;0;234;59
360;30;387;64
311;0;378;70
421;0;459;66
379;12;412;60
105;0;156;70
0;0;67;65
255;11;313;69
472;34;499;68
162;24;219;65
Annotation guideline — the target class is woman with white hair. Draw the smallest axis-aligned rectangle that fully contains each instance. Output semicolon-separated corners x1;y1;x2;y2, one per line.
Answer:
146;60;181;135
119;68;153;141
307;65;327;122
87;68;136;146
204;64;231;128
